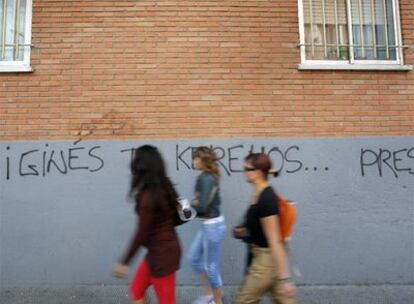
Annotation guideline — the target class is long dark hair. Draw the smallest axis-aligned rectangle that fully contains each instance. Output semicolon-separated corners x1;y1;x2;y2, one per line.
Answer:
129;145;178;210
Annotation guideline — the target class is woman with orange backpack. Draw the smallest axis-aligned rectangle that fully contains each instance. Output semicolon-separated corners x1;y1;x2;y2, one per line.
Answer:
234;153;296;304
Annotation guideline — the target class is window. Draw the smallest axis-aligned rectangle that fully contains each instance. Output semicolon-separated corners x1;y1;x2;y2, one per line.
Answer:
0;0;32;72
297;0;412;70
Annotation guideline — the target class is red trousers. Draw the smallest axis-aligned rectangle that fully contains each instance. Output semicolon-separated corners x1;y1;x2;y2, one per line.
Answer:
130;259;176;304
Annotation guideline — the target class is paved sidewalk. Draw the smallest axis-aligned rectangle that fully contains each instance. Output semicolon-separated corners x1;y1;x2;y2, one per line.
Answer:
1;284;413;304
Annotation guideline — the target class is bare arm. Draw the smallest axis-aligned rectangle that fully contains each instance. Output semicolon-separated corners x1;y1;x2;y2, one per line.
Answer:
261;215;290;279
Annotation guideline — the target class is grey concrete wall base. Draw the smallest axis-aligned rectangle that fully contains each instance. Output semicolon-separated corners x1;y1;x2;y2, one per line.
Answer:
1;285;413;304
1;137;413;287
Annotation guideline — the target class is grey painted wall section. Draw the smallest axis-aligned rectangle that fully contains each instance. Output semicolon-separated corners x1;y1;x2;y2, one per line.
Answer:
0;137;413;286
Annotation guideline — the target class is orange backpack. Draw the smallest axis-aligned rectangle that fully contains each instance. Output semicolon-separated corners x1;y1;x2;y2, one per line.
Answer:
275;193;297;243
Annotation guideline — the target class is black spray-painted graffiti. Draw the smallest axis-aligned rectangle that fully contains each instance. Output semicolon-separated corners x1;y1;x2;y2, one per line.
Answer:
1;142;104;180
2;142;413;181
175;144;311;176
122;144;328;176
360;147;414;178
0;143;323;181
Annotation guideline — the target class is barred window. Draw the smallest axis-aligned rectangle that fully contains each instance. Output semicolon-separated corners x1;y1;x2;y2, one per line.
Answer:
0;0;32;72
298;0;411;70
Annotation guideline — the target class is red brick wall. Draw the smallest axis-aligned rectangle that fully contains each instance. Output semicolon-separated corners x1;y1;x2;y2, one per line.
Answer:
1;0;413;140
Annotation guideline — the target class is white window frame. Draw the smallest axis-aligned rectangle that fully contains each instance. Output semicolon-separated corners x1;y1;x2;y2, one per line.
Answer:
0;0;33;72
297;0;412;71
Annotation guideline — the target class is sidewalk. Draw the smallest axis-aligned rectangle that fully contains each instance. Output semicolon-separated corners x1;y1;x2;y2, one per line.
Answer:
1;284;413;304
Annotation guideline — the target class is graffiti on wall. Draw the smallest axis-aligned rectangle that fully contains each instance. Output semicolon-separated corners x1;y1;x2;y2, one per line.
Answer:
1;142;104;180
0;141;413;181
122;144;311;176
360;148;414;178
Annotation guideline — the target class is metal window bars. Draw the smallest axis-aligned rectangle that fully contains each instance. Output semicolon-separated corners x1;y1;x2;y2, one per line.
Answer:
0;0;27;61
1;0;7;59
303;0;399;61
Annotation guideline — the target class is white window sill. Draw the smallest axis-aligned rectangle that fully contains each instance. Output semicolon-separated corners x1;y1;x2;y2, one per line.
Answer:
297;63;413;71
0;65;33;72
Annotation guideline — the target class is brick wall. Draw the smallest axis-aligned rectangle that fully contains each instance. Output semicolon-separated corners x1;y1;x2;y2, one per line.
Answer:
1;0;413;140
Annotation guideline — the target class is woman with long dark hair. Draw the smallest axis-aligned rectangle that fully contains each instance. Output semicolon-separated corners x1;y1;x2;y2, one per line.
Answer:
187;146;227;304
113;145;181;304
234;153;296;304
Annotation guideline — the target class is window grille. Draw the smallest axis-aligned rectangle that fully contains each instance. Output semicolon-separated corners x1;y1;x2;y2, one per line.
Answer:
298;0;406;65
0;0;32;72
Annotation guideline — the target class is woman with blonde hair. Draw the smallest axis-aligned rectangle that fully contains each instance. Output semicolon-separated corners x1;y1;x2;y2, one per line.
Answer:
187;146;227;304
234;153;296;304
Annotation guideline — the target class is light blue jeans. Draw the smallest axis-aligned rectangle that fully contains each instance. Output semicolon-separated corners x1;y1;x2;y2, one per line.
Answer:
187;218;227;289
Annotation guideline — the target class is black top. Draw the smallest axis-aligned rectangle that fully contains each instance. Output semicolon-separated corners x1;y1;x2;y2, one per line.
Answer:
245;186;279;248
